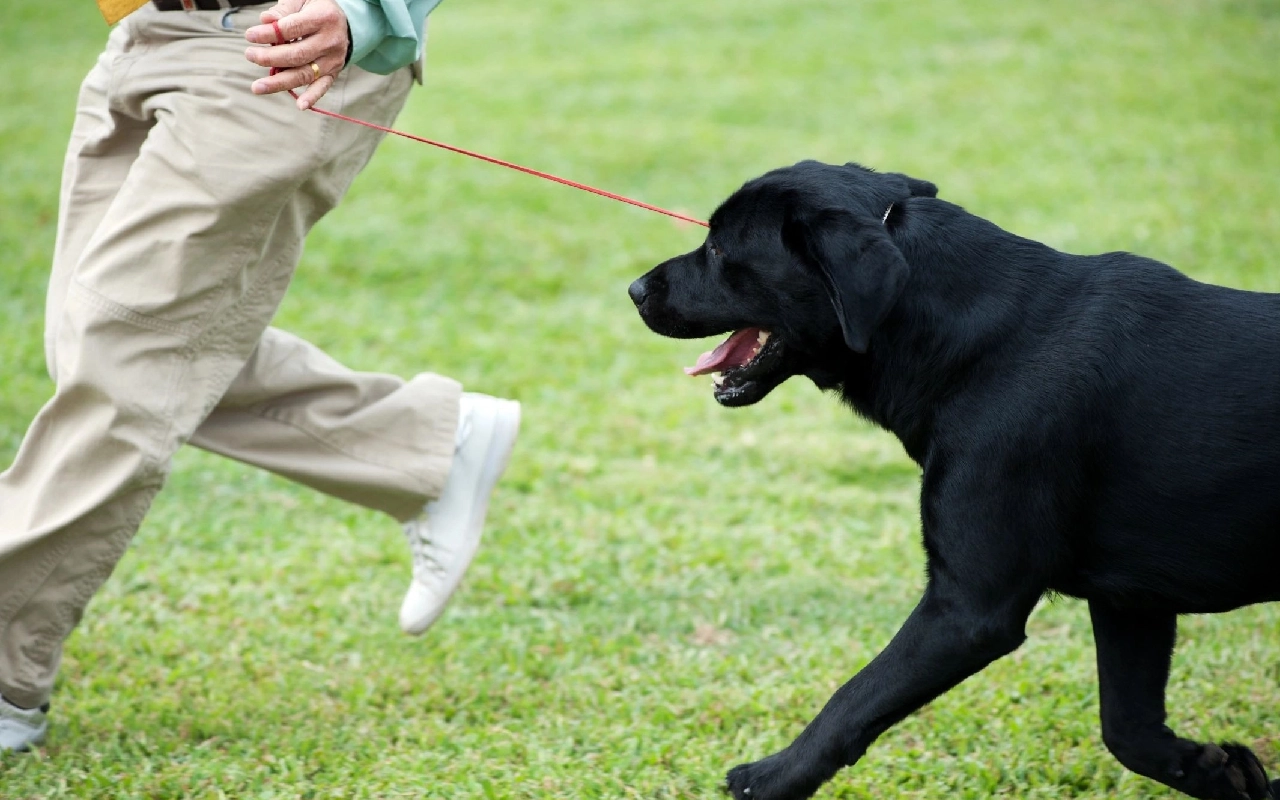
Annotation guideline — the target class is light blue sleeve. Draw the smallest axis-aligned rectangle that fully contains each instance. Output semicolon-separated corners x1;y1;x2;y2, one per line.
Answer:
335;0;445;75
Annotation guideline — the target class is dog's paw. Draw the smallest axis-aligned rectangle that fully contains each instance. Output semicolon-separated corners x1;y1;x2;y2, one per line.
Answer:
724;760;776;800
1179;743;1272;800
723;751;826;800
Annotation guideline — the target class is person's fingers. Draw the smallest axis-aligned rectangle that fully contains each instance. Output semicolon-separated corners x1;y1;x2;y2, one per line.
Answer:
271;1;343;44
245;15;317;46
249;57;338;97
245;0;321;45
244;0;347;100
249;65;307;97
293;74;336;110
245;34;333;69
257;0;305;25
248;46;341;96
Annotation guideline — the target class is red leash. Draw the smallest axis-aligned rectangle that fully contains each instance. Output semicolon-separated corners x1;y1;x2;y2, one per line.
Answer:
266;24;705;226
278;85;708;227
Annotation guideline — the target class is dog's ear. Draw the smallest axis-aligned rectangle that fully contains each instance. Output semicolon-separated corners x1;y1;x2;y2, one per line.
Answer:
782;208;909;353
886;172;938;198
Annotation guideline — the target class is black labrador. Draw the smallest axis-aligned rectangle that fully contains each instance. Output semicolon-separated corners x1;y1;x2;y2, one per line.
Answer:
628;160;1280;800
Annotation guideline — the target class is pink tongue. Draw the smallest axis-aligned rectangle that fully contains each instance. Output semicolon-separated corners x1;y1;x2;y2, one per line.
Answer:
685;328;764;376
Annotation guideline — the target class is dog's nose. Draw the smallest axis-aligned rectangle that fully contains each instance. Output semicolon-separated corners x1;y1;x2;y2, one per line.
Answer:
628;276;650;308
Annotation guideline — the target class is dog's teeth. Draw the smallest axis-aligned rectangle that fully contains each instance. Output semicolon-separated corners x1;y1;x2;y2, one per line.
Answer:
757;330;770;345
712;373;725;386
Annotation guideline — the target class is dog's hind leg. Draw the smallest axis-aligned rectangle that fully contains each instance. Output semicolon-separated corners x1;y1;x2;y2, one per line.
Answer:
1090;600;1274;800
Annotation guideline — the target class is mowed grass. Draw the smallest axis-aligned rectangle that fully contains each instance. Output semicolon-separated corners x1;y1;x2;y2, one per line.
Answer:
3;0;1280;797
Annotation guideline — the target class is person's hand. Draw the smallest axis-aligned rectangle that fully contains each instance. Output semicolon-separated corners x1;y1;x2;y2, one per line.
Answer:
244;0;349;110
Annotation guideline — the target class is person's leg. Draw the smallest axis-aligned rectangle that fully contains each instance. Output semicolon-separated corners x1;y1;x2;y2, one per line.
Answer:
42;5;514;645
189;327;460;522
0;13;152;720
44;22;149;380
190;330;520;635
184;19;518;636
0;4;414;716
0;17;141;735
42;8;460;523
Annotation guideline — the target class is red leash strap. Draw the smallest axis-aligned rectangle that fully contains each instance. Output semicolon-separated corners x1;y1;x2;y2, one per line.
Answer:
283;88;709;228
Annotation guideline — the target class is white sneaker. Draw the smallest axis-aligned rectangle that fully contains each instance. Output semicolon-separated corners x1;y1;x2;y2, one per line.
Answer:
0;696;48;752
399;393;521;635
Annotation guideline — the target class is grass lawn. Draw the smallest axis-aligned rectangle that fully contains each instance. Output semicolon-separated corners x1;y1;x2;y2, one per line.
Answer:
3;0;1280;797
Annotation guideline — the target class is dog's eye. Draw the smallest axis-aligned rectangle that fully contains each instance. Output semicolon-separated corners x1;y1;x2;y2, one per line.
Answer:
707;242;722;259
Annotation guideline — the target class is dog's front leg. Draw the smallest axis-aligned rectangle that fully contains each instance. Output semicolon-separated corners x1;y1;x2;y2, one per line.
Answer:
724;579;1037;800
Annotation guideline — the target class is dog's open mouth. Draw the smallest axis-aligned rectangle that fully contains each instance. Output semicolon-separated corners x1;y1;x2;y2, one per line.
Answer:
684;328;788;406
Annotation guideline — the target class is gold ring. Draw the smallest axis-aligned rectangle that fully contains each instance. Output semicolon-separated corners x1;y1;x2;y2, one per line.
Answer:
309;62;320;82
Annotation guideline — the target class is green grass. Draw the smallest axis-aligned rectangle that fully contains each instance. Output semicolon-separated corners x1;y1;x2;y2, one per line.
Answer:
3;0;1280;797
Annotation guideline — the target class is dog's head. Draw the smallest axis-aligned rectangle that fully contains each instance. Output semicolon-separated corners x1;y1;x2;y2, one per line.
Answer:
629;160;937;406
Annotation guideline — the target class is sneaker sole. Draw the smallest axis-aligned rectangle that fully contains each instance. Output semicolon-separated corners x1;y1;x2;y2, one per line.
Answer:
1;723;47;753
463;399;522;555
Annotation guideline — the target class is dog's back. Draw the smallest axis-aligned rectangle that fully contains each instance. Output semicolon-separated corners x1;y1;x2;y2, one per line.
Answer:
1050;252;1280;609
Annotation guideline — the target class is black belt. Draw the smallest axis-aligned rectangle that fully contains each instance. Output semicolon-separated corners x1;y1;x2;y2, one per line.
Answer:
152;0;267;10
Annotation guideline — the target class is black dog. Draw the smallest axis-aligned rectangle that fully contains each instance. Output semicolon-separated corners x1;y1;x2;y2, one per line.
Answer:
628;160;1280;800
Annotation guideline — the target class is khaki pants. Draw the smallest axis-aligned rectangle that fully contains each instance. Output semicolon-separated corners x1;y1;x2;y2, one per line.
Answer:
0;5;460;709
